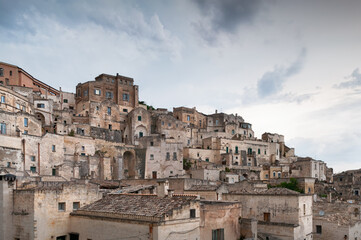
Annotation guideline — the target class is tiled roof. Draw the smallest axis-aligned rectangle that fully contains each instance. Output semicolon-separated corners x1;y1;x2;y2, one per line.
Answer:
186;185;219;191
229;187;300;195
77;194;197;218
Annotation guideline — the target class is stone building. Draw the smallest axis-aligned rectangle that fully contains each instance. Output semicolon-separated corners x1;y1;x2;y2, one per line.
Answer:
70;193;201;240
0;176;102;240
173;106;207;129
333;169;361;200
292;157;328;181
313;202;361;240
75;73;139;132
200;201;242;240
224;188;313;240
138;135;184;179
0;61;59;96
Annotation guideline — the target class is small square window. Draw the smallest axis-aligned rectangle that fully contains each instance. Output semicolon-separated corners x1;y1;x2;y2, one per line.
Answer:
30;166;36;173
123;109;128;112
63;99;68;103
150;142;154;146
58;202;66;211
94;89;101;95
31;156;35;161
73;202;80;210
138;116;142;121
150;154;154;160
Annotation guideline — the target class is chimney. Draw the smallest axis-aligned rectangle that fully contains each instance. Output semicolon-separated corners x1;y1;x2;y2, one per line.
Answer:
167;189;174;197
156;180;169;198
327;192;332;203
215;110;218;114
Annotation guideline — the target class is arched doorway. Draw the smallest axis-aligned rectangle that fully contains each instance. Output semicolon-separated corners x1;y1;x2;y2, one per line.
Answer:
123;151;136;179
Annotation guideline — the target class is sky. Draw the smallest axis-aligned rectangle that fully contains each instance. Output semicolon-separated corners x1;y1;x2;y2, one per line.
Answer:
1;0;361;173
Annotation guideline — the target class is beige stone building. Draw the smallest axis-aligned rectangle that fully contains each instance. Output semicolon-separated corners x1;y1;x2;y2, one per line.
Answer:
173;106;207;129
224;188;313;240
313;202;361;240
0;176;102;240
70;193;201;240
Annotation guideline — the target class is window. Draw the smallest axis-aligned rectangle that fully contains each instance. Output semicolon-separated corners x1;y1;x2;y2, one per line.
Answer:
37;103;45;108
1;96;5;103
52;168;56;176
316;225;322;234
52;145;56;152
168;123;171;127
150;154;154;160
7;162;10;167
30;166;36;173
123;93;129;101
0;123;6;134
63;99;68;103
166;152;170;160
84;90;88;96
16;103;20;109
108;124;112;130
24;118;28;127
58;202;66;211
23;130;28;135
226;147;229;153
215;120;219;125
265;150;267;155
303;204;306;215
273;171;276;177
94;89;101;95
212;228;224;240
150;141;154;146
265;174;269;179
161;121;164;125
138;116;142;121
81;146;85;151
247;148;252;155
139;132;143;137
232;129;235;135
106;91;113;99
187;115;190;121
123;109;128;112
0;68;3;76
278;172;281;178
73;202;80;210
31;156;35;161
264;212;270;222
77;128;84;136
190;209;196;218
9;70;12;76
258;149;260;154
173;152;177;160
235;146;238;154
206;158;209;162
107;107;111;115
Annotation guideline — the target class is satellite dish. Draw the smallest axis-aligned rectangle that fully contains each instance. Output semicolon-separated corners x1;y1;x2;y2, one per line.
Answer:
319;210;325;216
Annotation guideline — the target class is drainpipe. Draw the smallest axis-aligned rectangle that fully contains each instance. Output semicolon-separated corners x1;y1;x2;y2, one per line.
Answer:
149;224;153;240
22;139;26;174
38;143;41;174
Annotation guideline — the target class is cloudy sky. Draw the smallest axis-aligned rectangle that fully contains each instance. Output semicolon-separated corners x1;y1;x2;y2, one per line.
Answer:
1;0;361;172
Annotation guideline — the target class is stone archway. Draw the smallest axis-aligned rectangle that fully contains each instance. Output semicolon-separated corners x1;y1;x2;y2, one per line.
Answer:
36;112;45;126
